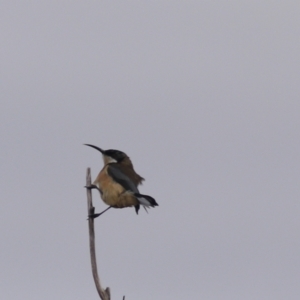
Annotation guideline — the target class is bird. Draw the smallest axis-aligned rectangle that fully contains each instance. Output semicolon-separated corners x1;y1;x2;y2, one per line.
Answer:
84;144;158;218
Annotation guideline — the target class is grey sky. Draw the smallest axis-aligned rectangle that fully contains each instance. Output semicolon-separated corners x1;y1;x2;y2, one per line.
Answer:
1;2;300;299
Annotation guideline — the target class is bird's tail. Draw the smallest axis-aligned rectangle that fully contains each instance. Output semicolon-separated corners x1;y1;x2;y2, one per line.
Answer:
134;193;158;211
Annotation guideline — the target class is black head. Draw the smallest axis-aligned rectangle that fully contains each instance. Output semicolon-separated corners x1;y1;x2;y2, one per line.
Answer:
84;144;127;162
103;149;127;162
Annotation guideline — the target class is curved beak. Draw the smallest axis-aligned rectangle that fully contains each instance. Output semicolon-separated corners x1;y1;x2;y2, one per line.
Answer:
84;144;104;154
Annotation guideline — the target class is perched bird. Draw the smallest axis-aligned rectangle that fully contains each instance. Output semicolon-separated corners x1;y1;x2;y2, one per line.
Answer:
85;144;158;218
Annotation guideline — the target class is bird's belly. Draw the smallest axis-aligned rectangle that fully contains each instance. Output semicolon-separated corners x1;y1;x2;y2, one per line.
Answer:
96;179;138;208
101;189;138;208
93;169;139;208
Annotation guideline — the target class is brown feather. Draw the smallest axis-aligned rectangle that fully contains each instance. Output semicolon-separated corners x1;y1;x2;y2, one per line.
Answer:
93;165;139;208
118;156;145;186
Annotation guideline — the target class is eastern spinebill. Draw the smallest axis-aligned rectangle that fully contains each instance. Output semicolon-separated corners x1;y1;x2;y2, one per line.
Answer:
85;144;158;218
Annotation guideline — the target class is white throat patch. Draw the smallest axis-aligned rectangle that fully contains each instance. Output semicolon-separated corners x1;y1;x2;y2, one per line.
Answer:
103;155;117;164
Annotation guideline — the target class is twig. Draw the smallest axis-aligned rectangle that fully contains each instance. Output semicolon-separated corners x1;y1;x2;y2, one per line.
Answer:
86;168;111;300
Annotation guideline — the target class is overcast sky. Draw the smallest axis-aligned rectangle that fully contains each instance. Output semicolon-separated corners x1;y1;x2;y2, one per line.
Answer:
1;2;300;300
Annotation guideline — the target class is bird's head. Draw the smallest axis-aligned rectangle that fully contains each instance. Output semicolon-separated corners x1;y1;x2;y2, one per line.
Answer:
84;144;128;164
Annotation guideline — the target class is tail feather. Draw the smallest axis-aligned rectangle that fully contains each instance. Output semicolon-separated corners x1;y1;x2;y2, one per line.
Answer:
134;193;158;208
135;204;148;214
135;204;140;214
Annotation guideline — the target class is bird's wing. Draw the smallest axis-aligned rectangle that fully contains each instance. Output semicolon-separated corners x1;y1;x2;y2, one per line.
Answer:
107;164;139;193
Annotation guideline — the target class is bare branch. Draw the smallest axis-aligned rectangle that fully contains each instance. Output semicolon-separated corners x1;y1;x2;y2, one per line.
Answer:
86;168;111;300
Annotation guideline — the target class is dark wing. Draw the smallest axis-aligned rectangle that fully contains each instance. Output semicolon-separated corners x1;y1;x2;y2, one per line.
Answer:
107;164;139;193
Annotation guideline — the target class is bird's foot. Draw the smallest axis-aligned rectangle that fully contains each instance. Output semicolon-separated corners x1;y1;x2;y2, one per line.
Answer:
84;184;97;190
87;206;112;220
